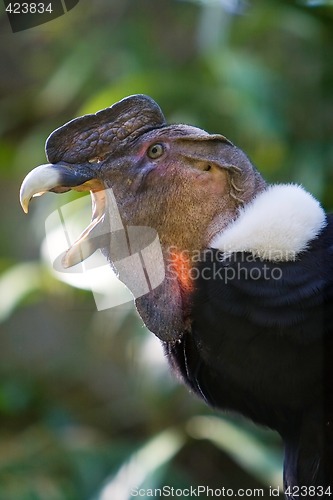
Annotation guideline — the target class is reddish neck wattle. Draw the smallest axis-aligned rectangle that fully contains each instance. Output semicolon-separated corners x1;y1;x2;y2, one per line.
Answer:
168;249;194;295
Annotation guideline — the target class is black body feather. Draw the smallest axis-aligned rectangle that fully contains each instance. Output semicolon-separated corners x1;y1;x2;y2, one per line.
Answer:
166;214;333;497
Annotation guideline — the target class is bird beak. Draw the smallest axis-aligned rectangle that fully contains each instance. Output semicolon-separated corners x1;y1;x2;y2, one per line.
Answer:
19;161;101;213
19;161;107;268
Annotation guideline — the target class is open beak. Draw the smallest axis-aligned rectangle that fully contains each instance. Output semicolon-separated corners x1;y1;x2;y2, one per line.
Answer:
20;162;107;268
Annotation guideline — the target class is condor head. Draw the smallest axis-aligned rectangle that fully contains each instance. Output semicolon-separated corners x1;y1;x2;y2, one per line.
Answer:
20;94;266;341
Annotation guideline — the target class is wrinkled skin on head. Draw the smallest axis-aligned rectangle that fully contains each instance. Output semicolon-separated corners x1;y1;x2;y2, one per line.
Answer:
101;125;262;250
20;94;266;341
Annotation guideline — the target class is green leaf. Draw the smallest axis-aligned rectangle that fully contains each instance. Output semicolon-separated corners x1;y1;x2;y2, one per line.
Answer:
0;263;43;322
187;415;283;488
94;428;185;500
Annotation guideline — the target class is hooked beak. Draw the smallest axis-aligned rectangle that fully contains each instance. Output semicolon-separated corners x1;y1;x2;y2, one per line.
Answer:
19;161;99;213
19;161;107;268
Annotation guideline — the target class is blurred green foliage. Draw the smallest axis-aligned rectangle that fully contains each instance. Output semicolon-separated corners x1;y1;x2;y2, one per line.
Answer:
0;0;332;498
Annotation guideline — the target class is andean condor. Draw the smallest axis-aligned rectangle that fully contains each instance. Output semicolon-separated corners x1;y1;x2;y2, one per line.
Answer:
19;95;333;498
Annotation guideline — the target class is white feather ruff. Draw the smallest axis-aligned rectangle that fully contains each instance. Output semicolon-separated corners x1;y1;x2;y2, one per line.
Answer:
210;184;327;261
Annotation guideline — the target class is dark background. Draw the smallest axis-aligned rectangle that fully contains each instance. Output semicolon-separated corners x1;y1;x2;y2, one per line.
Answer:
0;0;332;498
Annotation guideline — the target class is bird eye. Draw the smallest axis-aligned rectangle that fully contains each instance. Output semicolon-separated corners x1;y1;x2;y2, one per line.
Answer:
147;143;164;159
